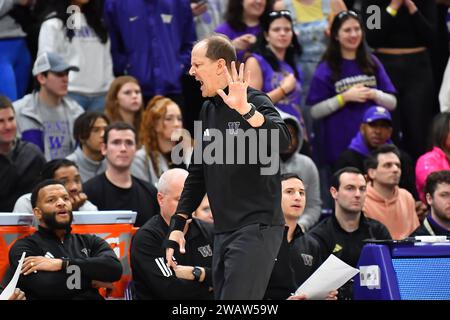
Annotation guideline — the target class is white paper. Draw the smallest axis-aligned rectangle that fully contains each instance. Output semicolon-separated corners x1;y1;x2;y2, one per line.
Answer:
0;252;26;300
295;254;359;300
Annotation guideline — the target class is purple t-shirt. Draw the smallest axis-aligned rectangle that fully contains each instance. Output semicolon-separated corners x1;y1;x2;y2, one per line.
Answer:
214;23;260;62
251;53;303;122
306;55;396;166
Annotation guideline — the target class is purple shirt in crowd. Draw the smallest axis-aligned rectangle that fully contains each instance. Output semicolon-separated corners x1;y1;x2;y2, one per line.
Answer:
214;23;260;62
251;53;303;122
306;55;396;166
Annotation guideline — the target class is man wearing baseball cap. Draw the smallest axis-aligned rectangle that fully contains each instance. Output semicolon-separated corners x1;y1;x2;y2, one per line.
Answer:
334;106;418;200
13;52;84;161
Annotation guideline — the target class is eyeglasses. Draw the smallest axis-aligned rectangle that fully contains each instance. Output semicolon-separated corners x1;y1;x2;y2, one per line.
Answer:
268;10;291;19
336;10;359;20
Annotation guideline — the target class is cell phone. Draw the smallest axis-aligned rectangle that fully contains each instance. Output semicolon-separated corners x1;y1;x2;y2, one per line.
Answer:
192;0;208;5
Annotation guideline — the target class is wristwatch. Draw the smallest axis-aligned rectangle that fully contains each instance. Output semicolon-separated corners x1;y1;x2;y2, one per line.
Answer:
242;103;256;120
61;257;70;271
192;266;202;282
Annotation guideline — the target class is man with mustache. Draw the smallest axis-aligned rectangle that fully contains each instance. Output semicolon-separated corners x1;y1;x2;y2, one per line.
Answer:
3;180;122;300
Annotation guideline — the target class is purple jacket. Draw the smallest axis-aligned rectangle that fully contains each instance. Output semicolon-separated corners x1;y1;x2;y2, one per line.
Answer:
103;0;196;97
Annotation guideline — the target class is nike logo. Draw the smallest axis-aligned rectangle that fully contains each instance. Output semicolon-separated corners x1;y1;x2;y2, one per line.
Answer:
129;16;138;22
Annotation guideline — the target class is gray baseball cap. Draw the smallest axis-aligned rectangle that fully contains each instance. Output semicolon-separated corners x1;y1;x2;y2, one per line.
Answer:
32;52;80;76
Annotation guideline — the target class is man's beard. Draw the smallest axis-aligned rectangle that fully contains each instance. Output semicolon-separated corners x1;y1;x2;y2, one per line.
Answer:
42;211;73;230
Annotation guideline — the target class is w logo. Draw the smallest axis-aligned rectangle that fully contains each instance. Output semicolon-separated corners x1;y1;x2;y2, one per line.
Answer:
301;253;314;266
197;245;213;258
227;122;240;135
49;136;65;149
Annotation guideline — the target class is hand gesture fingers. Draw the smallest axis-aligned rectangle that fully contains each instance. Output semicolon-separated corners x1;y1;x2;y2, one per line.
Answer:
238;61;245;82
223;62;233;85
231;61;239;82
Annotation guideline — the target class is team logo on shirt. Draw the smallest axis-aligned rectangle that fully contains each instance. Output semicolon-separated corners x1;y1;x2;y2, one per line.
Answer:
197;245;213;258
161;14;173;24
300;254;314;266
227;122;240;135
333;244;343;253
81;248;90;257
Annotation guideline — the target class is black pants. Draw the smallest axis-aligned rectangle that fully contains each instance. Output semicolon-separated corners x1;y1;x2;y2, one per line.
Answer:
212;223;284;300
376;51;436;161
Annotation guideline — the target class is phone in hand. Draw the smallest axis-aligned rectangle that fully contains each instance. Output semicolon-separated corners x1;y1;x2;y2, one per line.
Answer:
192;0;208;5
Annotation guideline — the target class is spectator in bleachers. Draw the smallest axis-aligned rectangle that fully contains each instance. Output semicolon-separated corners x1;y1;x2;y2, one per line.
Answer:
439;57;450;113
361;0;436;161
130;168;214;300
278;110;321;231
0;0;32;101
306;10;397;169
265;173;334;300
131;96;192;186
309;167;391;299
38;0;114;112
215;0;275;62
13;159;98;213
13;52;84;161
412;170;450;237
4;179;122;300
103;0;196;104
273;0;347;135
83;122;159;227
192;0;228;40
335;106;417;199
0;95;45;212
246;10;307;140
66;112;109;183
192;195;213;224
104;76;143;144
416;112;450;203
364;145;419;240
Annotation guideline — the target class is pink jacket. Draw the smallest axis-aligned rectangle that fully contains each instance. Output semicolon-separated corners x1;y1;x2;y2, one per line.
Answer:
415;147;450;202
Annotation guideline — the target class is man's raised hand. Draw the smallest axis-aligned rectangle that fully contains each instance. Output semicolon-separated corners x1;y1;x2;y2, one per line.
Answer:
217;61;252;115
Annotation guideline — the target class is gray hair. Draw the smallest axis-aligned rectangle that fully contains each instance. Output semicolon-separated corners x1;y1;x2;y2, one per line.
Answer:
157;168;189;194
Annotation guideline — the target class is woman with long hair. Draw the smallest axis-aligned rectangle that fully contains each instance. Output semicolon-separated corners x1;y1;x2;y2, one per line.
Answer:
131;96;192;185
37;0;114;111
215;0;275;62
246;10;304;126
104;76;143;142
306;10;396;167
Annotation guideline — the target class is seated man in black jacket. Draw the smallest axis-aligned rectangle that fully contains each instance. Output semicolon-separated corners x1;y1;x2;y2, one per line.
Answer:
131;168;214;300
265;173;337;300
412;170;450;237
3;179;123;300
309;167;391;299
0;94;45;211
